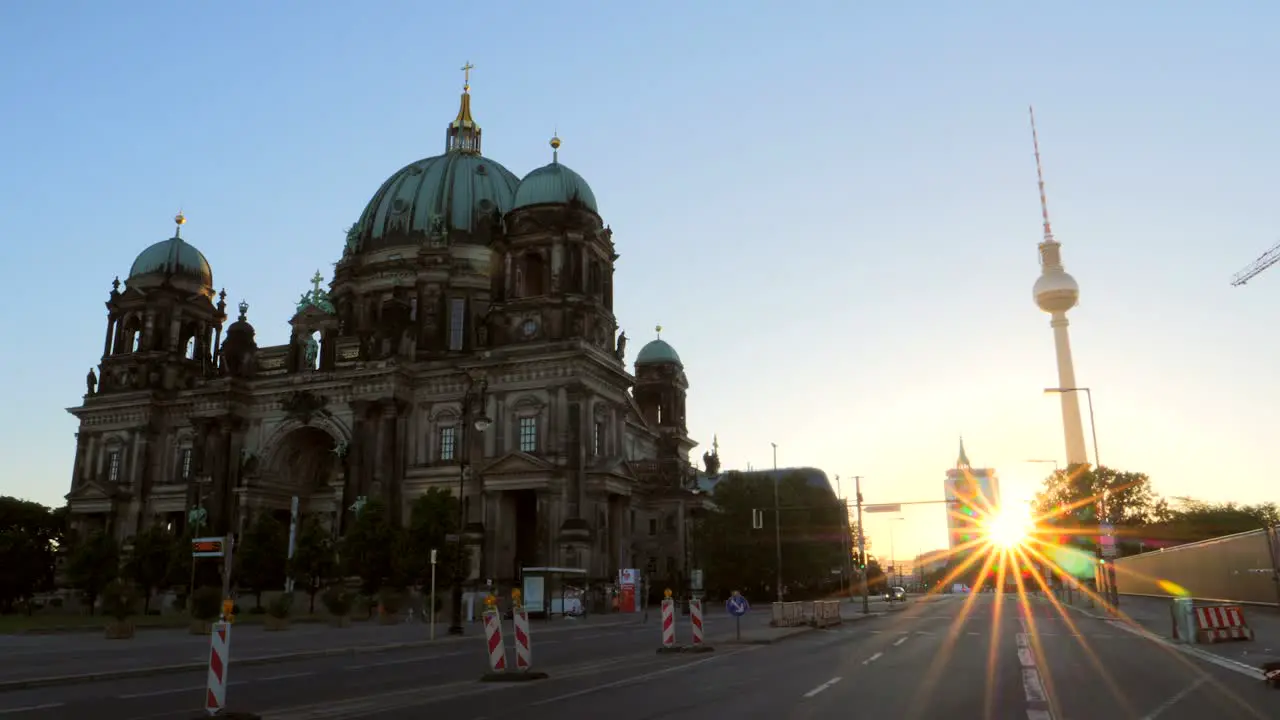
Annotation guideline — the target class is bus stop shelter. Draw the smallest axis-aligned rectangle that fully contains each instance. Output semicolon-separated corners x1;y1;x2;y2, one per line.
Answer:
521;567;589;619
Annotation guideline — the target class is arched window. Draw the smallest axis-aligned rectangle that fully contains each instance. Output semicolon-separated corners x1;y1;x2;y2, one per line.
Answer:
522;253;546;296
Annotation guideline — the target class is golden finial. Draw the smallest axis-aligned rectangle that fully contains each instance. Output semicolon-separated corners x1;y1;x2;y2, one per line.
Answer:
550;131;561;163
655;324;663;338
461;61;475;92
174;210;186;237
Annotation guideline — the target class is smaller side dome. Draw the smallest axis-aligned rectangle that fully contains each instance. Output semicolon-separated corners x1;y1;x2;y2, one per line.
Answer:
127;214;213;292
635;338;682;368
512;137;598;212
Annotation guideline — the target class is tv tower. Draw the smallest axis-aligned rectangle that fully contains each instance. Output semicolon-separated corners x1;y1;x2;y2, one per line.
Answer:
1029;107;1089;467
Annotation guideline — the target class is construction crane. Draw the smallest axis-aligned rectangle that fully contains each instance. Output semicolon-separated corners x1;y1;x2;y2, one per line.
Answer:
1230;239;1280;286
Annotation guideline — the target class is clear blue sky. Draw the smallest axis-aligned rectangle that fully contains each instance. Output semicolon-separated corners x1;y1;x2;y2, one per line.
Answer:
2;1;1277;561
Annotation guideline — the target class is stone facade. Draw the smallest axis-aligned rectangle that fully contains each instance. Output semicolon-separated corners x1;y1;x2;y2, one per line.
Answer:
65;80;713;590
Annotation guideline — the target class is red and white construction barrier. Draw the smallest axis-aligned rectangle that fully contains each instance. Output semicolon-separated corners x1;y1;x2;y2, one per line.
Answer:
661;598;675;648
1194;604;1254;643
483;609;507;673
513;606;532;671
204;621;231;715
690;598;704;646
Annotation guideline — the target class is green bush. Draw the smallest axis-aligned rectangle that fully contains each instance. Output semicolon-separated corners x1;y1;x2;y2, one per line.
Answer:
190;586;223;621
101;580;139;621
267;593;294;619
321;585;353;617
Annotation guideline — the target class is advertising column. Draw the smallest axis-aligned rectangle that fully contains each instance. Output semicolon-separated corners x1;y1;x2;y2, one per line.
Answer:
619;568;639;613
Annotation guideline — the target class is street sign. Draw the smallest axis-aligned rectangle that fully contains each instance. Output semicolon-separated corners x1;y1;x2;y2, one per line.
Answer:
864;504;902;513
1100;522;1118;558
726;594;749;617
192;537;225;558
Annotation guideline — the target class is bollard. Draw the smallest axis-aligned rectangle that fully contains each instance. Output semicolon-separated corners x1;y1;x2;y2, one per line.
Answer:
513;606;533;670
657;588;681;653
684;598;714;653
204;621;231;716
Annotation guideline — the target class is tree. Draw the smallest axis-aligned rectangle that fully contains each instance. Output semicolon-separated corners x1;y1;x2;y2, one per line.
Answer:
125;523;175;612
289;515;335;613
1140;498;1279;547
402;489;462;591
695;471;847;600
66;530;120;615
0;497;62;614
1033;464;1163;554
339;498;402;596
236;511;288;609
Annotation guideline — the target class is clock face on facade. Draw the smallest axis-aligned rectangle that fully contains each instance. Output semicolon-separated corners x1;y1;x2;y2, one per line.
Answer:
521;319;538;338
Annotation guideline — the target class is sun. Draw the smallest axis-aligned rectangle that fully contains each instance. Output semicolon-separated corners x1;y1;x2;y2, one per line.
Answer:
983;505;1034;549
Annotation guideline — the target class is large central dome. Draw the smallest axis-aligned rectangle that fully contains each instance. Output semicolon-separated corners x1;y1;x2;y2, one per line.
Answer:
346;81;519;254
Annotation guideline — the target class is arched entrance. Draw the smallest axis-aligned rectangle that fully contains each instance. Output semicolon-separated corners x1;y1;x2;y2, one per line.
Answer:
265;426;343;527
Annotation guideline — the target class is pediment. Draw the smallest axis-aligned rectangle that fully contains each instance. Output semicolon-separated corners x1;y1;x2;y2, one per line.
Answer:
65;480;130;502
480;451;555;476
290;304;338;327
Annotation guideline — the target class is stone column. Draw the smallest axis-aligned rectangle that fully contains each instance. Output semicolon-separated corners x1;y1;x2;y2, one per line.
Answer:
102;316;115;357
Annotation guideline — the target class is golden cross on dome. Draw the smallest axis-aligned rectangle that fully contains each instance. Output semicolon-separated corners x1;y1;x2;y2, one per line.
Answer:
655;324;663;339
310;270;324;293
461;61;475;90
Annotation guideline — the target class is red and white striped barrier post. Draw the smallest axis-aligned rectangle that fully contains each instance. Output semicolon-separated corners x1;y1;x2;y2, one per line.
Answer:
656;588;680;653
479;590;548;682
690;598;704;646
204;621;231;716
483;603;507;675
513;601;532;671
685;597;714;653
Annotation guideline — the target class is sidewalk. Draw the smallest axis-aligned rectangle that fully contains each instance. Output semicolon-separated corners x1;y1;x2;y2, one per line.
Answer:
0;612;634;691
1052;589;1280;670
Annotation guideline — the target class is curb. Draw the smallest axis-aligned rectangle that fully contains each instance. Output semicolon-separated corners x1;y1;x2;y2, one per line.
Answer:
1059;600;1268;681
0;618;637;693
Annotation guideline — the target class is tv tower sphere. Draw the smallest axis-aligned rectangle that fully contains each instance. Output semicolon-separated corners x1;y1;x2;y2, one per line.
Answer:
1033;267;1079;314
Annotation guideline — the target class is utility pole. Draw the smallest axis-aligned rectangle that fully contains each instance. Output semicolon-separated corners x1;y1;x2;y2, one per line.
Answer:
854;475;869;614
771;442;783;603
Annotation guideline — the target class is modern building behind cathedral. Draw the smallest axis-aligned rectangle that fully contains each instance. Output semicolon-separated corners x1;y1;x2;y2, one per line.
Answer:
64;69;717;590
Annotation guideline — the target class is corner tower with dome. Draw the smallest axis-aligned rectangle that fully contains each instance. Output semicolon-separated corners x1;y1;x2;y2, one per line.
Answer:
64;69;711;598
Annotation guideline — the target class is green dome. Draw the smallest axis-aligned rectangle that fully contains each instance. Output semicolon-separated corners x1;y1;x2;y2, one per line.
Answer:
635;339;682;367
352;151;519;251
513;161;598;213
127;235;213;290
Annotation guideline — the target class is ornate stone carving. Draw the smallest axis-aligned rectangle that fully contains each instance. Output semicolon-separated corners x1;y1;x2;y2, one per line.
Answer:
282;390;329;425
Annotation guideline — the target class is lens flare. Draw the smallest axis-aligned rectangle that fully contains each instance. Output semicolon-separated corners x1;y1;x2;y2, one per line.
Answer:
983;505;1033;549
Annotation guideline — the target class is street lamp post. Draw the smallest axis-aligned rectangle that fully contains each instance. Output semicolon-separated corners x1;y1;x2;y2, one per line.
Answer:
448;374;491;636
889;517;906;587
771;443;783;603
1044;386;1116;608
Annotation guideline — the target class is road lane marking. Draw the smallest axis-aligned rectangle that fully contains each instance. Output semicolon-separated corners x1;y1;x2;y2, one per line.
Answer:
529;648;752;706
892;636;908;647
1139;676;1207;720
1021;668;1047;703
258;671;315;681
802;677;842;698
1018;648;1035;667
344;650;468;670
0;704;64;715
863;652;883;665
1027;711;1053;720
119;686;204;699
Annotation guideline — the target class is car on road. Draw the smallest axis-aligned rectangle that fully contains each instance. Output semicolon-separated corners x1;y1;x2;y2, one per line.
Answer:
884;586;907;602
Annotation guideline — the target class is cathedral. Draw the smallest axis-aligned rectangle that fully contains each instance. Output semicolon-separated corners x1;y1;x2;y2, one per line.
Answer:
64;69;716;590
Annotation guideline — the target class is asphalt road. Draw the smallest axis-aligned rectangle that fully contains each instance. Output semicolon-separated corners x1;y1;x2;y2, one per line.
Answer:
0;607;785;719
10;593;1264;719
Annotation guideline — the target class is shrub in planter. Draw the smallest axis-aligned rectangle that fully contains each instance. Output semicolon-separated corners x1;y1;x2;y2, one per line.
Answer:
189;586;223;634
265;593;293;631
321;585;353;627
101;580;139;640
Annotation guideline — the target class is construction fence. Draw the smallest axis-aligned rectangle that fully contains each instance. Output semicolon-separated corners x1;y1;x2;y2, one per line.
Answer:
1109;526;1280;606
